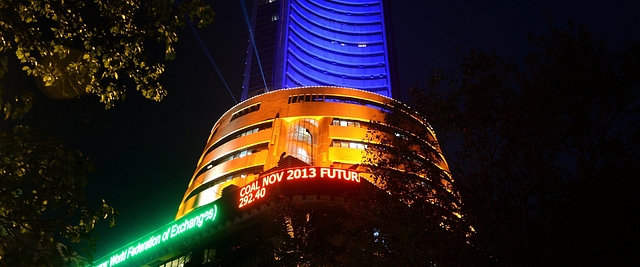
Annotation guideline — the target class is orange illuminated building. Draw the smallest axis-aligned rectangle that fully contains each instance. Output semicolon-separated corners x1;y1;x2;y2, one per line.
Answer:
91;86;453;267
90;0;459;266
176;86;441;218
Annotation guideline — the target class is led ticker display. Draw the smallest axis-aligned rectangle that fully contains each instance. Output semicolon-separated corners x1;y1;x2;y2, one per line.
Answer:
239;167;361;208
94;205;217;267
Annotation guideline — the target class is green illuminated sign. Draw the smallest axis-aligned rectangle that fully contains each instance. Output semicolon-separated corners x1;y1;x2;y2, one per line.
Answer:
94;205;217;267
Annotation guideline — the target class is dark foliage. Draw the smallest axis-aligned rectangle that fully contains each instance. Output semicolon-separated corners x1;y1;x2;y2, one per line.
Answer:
397;24;640;266
0;126;116;266
0;1;215;265
238;23;640;267
0;0;214;117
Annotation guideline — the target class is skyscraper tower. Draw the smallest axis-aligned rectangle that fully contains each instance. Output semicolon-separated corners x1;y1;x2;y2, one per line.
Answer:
91;2;460;266
241;0;397;100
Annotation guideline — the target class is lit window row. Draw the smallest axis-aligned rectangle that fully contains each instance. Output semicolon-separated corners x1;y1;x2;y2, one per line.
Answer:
158;254;190;267
289;52;387;79
292;9;383;37
332;118;363;128
324;95;390;112
288;93;324;103
285;93;391;112
187;167;263;201
302;0;380;16
290;30;385;57
331;140;367;150
222;148;258;162
292;2;381;27
206;122;272;156
230;103;261;121
236;127;259;138
196;145;268;178
290;43;384;68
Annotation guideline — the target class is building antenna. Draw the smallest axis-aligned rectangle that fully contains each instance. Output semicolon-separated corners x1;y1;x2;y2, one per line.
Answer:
186;19;238;104
240;0;269;92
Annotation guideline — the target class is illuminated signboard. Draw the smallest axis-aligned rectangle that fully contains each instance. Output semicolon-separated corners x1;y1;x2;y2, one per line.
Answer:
94;205;217;267
239;166;361;208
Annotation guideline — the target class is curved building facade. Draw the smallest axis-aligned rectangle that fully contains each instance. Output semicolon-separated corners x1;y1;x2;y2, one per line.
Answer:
91;2;459;266
92;87;456;267
176;86;448;219
241;0;397;100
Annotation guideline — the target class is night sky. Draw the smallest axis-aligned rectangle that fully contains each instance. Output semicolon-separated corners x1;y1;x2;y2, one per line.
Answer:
5;0;638;258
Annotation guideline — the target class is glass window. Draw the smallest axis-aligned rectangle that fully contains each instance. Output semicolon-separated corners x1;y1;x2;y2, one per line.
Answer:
230;103;261;121
203;248;216;264
159;255;190;267
333;118;363;128
332;140;366;150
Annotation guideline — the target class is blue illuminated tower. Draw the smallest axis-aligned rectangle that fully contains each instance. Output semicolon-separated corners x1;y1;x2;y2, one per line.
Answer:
91;2;463;266
241;0;397;100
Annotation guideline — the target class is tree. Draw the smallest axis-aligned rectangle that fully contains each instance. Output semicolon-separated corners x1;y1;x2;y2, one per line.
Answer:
264;194;347;267
0;126;116;266
342;104;483;267
361;23;640;266
0;1;215;265
0;0;214;118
